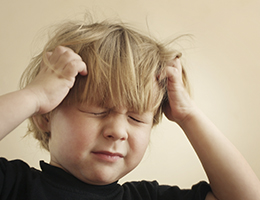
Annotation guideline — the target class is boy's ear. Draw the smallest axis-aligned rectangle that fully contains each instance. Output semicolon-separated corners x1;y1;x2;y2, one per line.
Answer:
32;114;51;133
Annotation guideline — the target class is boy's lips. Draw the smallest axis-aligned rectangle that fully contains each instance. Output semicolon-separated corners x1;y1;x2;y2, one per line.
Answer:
92;151;124;162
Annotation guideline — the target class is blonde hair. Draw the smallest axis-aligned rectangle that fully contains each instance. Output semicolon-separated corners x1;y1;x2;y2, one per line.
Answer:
20;19;189;151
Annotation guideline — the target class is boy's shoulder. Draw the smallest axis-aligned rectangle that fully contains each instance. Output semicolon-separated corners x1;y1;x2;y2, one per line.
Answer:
0;157;40;175
0;157;41;199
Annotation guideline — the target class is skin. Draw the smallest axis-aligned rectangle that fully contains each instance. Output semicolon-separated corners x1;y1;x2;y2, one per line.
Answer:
48;103;154;185
0;45;260;199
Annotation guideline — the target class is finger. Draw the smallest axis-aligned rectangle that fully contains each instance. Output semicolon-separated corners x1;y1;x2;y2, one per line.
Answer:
47;46;88;79
165;66;182;86
56;49;87;75
63;60;87;78
158;58;183;84
46;51;52;58
49;46;74;65
169;59;183;85
48;46;64;64
55;50;80;68
79;62;88;76
166;58;183;79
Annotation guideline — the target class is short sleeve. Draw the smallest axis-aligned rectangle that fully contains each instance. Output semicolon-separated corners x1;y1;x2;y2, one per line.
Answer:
157;181;211;200
123;180;211;200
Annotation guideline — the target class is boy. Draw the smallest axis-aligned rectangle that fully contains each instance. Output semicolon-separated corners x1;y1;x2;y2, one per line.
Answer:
0;19;259;200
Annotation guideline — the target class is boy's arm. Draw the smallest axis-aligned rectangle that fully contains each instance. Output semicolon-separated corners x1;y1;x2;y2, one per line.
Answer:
0;46;87;141
163;58;260;200
0;89;40;140
179;105;260;200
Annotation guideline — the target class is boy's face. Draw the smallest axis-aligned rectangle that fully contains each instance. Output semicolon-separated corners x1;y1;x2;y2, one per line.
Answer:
47;102;154;185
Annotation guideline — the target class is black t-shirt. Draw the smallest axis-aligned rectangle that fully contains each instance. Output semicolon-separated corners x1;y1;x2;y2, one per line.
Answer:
0;158;211;200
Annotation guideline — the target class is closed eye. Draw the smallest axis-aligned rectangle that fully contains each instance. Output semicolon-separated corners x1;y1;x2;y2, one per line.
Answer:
90;111;109;116
78;108;109;117
129;116;143;123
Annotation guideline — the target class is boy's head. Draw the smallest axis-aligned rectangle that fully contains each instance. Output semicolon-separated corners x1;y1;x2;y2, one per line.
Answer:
20;19;189;151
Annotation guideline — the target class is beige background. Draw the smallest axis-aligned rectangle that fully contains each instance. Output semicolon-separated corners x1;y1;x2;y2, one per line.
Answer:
0;0;259;188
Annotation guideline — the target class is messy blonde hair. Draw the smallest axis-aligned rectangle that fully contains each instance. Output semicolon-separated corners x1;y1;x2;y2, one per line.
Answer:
20;19;189;151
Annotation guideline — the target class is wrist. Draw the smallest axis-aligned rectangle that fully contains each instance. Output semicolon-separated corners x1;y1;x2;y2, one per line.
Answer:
176;105;202;129
20;88;41;115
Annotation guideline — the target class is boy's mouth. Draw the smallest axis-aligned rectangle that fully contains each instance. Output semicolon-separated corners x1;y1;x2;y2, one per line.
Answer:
92;151;124;163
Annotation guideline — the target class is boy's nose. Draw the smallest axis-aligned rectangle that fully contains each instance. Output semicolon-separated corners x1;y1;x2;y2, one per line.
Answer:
102;114;128;141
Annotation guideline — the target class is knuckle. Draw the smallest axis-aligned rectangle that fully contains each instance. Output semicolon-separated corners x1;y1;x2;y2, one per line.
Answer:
62;50;81;61
64;60;80;75
54;46;66;54
54;46;75;57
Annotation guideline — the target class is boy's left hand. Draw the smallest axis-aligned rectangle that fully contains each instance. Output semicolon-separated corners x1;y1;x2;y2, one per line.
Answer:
162;58;196;125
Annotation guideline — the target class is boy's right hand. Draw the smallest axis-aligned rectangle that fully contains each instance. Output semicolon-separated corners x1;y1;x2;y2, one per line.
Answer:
26;46;87;115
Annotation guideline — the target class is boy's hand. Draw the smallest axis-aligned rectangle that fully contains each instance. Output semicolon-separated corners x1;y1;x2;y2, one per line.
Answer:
163;58;196;124
26;46;87;115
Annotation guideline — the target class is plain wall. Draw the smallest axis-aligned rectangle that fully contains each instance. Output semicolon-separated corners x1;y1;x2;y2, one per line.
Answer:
0;0;259;188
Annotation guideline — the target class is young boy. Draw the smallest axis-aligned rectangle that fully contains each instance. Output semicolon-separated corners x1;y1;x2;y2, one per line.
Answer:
0;19;259;200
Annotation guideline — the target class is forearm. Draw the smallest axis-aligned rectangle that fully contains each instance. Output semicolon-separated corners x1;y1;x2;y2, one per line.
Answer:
0;89;38;140
178;107;260;200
